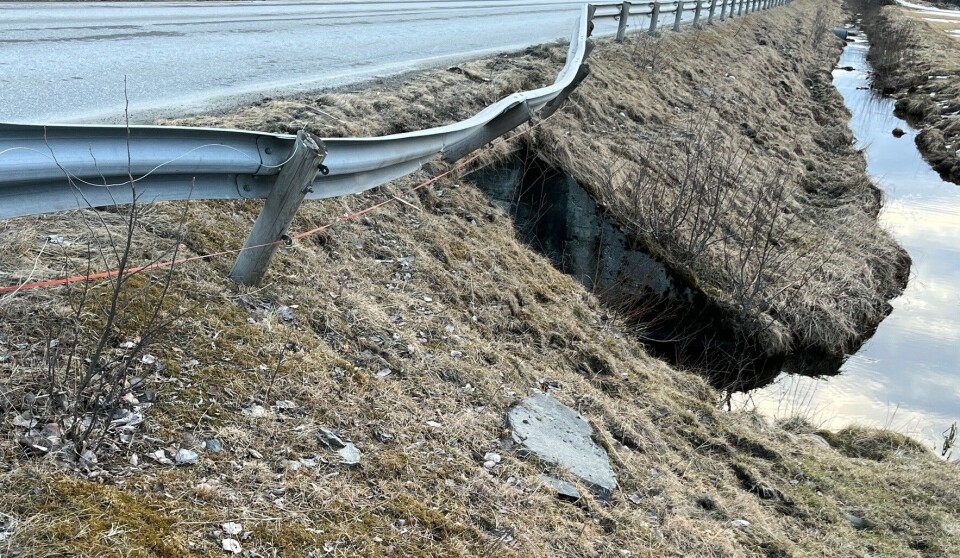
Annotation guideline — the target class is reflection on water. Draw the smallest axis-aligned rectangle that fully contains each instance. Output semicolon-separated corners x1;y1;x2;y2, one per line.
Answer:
736;35;960;452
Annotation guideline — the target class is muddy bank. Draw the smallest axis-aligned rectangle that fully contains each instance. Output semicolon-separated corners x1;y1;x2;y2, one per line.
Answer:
861;1;960;184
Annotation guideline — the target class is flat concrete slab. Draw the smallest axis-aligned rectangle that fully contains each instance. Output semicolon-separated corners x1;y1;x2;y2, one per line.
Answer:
508;393;617;497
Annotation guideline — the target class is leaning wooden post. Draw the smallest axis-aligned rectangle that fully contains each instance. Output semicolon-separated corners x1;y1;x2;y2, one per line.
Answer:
616;2;630;42
693;0;702;27
648;2;661;35
230;130;326;286
673;0;684;31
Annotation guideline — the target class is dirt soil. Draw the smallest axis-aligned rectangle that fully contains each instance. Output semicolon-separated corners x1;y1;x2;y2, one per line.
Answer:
862;1;960;184
0;0;957;556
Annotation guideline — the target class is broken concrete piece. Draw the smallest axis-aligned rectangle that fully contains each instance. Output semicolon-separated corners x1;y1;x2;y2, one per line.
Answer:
539;474;581;501
318;427;361;466
508;393;617;497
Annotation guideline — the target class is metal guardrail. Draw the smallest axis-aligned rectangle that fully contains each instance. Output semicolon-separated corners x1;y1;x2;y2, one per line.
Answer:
592;0;792;39
0;8;589;223
0;0;791;284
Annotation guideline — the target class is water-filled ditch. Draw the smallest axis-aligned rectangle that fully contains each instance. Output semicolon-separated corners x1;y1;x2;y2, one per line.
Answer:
735;28;960;450
468;28;959;450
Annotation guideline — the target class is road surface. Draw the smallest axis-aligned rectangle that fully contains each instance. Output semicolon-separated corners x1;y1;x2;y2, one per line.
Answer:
0;0;620;124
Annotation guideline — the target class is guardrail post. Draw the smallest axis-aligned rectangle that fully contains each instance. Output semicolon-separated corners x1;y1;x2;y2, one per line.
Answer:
738;0;744;16
616;2;631;42
720;0;728;19
673;1;683;31
693;0;702;27
708;0;716;24
230;130;326;286
587;4;597;36
648;2;661;35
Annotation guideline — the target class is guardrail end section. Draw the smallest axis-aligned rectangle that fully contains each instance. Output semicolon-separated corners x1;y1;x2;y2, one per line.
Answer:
229;130;327;286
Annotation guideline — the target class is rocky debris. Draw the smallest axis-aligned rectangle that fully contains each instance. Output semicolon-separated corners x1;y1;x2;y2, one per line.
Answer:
222;522;242;536
373;428;394;443
318;428;361;466
80;449;97;468
539;474;581;501
507;393;617;498
274;400;296;411
149;449;174;466
730;519;752;528
241;405;270;418
845;513;877;530
482;452;501;469
205;439;223;452
221;538;242;554
175;449;199;465
276;305;296;322
0;512;17;542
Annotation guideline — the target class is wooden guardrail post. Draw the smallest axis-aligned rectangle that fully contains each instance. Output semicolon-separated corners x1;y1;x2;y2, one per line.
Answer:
616;2;631;42
738;0;744;16
720;0;728;20
230;130;326;286
587;4;597;36
708;0;716;24
673;1;684;31
693;0;703;27
648;2;661;35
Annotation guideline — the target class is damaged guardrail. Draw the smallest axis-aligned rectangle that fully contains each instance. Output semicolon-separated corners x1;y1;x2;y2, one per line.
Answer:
0;0;791;285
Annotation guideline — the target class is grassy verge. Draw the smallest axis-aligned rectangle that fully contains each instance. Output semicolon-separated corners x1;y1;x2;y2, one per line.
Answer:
860;0;960;184
0;0;955;556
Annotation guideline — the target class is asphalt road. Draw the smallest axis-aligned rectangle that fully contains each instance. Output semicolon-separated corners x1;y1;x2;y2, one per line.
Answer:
0;0;620;124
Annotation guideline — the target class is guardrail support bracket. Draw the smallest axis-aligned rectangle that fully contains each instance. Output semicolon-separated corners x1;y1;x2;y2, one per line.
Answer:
229;130;327;286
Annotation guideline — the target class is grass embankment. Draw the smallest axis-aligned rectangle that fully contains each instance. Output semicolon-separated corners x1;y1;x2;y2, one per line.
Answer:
861;1;960;184
0;0;956;556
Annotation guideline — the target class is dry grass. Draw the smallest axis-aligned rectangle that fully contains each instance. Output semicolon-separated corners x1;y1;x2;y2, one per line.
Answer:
0;0;956;556
861;1;960;184
534;0;907;360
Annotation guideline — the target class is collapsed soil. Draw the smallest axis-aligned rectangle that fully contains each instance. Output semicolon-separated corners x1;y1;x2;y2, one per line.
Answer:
0;0;957;556
861;1;960;184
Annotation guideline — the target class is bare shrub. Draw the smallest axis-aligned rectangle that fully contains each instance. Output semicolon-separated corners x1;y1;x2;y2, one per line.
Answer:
2;106;187;458
807;5;829;47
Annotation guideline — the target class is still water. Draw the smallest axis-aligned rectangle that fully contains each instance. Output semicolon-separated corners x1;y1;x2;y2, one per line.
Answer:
737;33;960;451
